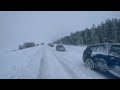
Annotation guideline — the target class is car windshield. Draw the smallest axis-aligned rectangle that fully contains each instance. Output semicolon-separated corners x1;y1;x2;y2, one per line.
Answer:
110;45;120;57
59;45;63;47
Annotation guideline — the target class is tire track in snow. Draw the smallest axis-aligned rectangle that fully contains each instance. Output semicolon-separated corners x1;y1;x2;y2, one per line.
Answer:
37;46;47;79
17;46;43;79
55;53;101;79
53;51;90;78
48;47;80;79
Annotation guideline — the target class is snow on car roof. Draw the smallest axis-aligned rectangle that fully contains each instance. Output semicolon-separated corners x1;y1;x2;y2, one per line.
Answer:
88;43;120;47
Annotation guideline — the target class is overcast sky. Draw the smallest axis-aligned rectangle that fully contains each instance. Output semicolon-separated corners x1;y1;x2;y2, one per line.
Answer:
0;11;120;49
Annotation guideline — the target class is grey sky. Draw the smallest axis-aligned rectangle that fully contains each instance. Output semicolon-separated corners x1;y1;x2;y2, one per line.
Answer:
0;11;120;49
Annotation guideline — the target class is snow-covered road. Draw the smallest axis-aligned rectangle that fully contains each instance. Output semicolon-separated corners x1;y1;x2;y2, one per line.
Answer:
0;45;118;79
36;45;118;79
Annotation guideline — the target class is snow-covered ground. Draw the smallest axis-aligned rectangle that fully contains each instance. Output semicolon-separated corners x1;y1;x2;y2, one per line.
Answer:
0;45;118;79
0;46;43;79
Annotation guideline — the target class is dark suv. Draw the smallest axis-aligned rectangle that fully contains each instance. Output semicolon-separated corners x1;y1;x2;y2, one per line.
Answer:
83;43;120;78
56;44;65;51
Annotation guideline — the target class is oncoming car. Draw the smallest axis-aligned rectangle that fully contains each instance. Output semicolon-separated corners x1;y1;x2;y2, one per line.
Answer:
83;43;120;78
56;44;65;51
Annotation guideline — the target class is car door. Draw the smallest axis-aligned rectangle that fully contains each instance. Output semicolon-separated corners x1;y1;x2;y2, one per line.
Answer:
109;45;120;66
91;45;109;71
108;45;120;76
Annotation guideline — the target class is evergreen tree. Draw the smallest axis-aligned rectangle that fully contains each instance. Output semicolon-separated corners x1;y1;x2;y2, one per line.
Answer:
54;18;120;45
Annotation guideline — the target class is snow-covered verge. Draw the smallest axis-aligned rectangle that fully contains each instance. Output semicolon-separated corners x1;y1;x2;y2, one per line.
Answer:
0;46;43;79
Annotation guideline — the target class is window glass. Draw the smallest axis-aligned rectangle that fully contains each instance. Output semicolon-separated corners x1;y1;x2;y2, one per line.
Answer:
96;45;107;54
110;45;120;57
92;45;107;55
89;45;96;51
91;45;97;55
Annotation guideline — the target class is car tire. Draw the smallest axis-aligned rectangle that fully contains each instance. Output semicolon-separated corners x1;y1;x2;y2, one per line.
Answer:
85;58;95;70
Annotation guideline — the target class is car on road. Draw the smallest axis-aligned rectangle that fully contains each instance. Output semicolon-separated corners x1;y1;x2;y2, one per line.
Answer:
48;43;54;47
56;44;65;51
36;44;39;46
41;43;44;45
83;43;120;78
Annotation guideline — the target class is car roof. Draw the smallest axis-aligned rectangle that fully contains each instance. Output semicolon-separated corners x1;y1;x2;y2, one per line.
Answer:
57;44;63;46
88;43;120;47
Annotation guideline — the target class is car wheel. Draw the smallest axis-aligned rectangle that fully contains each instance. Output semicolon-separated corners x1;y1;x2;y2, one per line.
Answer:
85;58;95;70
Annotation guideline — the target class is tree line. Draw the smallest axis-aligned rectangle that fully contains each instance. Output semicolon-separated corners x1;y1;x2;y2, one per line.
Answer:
53;18;120;45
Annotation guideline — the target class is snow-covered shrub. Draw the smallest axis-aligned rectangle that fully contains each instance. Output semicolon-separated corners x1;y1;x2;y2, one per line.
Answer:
19;42;35;50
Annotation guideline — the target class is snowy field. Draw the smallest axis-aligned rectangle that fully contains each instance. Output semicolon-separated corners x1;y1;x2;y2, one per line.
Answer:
0;45;118;79
0;46;43;79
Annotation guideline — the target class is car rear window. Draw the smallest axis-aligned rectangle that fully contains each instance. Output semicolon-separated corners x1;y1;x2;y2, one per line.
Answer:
87;45;96;51
110;45;120;56
92;45;107;55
